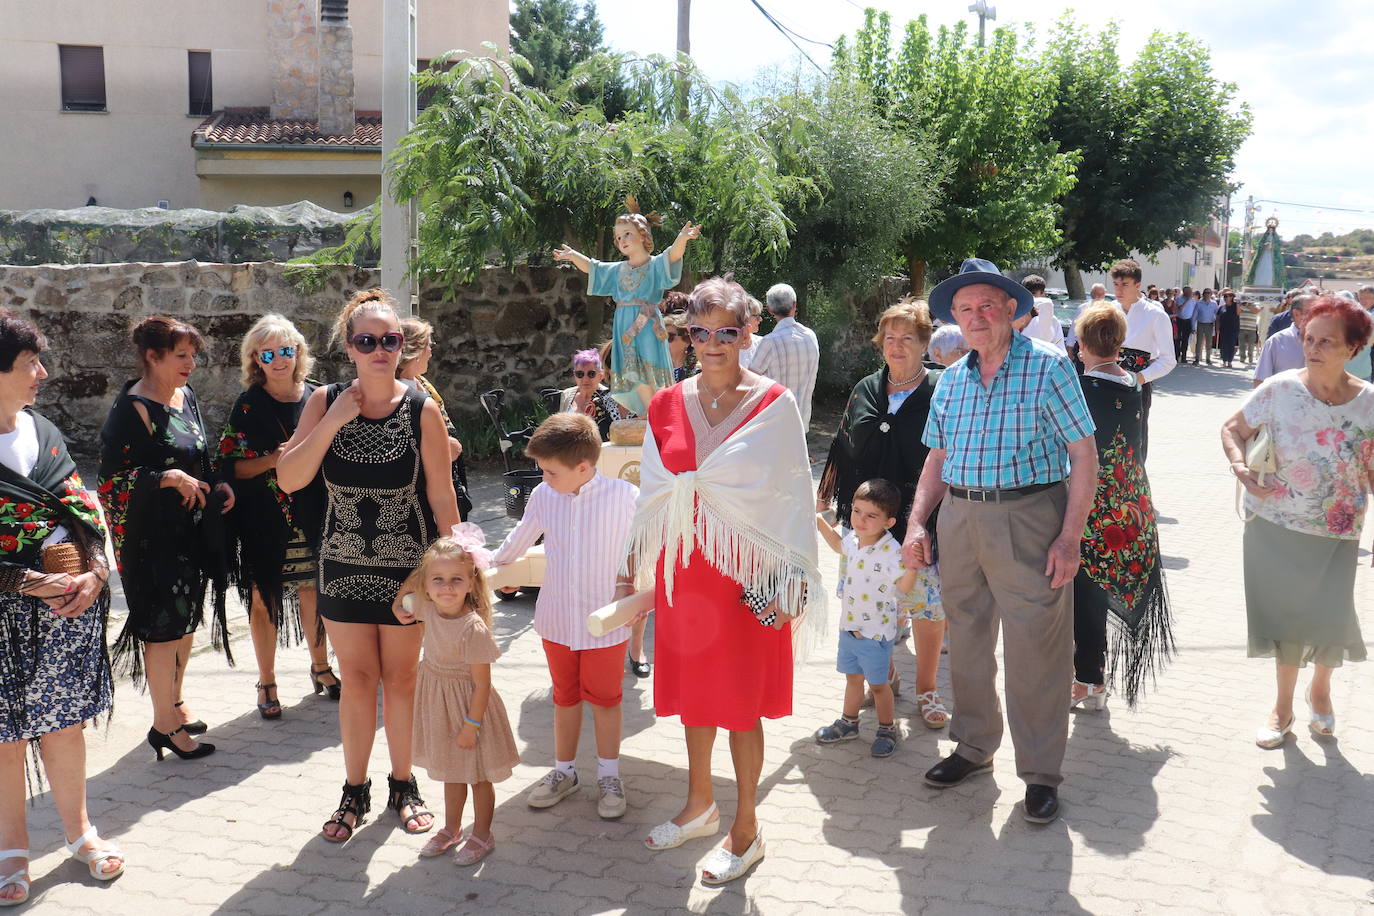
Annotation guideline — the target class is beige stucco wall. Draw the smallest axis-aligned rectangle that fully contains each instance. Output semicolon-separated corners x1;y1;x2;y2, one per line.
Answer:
0;0;506;212
198;175;380;212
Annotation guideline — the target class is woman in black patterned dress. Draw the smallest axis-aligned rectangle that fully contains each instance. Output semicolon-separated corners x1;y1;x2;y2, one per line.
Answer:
218;314;336;720
99;317;234;762
278;290;460;844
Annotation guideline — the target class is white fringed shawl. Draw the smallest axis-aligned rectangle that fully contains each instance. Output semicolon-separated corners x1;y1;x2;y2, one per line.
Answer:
625;388;827;660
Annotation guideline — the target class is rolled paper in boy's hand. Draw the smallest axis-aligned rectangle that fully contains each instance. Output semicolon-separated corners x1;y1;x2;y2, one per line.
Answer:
587;589;655;636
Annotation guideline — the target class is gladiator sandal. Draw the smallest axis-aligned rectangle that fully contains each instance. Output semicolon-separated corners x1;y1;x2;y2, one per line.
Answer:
322;778;371;843
387;773;434;834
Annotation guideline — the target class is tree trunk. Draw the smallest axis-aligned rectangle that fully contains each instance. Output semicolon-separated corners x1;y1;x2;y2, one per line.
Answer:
905;245;926;297
1063;263;1086;300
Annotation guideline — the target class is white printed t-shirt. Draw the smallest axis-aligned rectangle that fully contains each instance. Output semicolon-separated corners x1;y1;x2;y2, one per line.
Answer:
837;531;910;640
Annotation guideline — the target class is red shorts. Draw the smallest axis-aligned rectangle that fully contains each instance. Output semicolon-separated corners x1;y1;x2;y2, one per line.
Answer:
542;639;627;708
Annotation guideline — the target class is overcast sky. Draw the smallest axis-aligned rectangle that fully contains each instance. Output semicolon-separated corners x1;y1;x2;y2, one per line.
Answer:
596;0;1374;238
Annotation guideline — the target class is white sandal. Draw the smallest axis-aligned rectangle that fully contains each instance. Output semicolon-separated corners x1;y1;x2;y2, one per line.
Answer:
700;830;765;886
644;802;719;851
0;848;29;907
65;827;124;882
916;690;949;728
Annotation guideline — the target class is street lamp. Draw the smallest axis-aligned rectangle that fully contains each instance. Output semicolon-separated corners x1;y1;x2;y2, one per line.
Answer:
968;0;996;46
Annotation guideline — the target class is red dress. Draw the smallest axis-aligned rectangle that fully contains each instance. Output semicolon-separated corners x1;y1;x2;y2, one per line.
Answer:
649;382;793;731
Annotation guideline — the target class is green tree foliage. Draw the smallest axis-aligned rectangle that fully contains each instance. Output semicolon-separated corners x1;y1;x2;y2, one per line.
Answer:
508;0;606;92
1041;16;1253;297
836;10;1077;291
745;73;946;302
293;48;807;302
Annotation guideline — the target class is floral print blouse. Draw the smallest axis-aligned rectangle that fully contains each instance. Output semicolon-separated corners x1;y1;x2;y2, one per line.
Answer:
1241;370;1374;539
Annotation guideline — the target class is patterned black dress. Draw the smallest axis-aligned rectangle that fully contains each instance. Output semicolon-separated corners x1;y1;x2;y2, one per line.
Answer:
316;384;435;626
99;382;231;675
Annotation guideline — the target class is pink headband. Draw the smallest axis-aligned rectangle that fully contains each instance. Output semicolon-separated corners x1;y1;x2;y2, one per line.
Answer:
448;522;493;571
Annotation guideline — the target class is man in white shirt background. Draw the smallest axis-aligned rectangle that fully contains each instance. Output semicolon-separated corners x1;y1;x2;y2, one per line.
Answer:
1019;275;1067;355
1111;259;1177;462
749;282;821;428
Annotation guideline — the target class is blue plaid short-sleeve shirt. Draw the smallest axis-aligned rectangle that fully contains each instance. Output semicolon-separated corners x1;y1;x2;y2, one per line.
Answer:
923;332;1095;488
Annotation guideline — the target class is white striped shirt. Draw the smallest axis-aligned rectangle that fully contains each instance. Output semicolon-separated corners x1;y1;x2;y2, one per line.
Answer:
750;316;820;428
491;471;638;650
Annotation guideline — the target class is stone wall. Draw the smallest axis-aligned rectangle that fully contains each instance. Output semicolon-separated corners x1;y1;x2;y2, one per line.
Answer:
0;261;597;457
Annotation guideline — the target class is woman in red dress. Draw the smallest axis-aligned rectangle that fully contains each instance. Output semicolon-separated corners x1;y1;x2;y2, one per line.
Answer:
626;277;823;886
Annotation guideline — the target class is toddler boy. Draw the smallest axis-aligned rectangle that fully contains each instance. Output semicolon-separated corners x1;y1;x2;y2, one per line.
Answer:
814;478;925;757
491;413;638;818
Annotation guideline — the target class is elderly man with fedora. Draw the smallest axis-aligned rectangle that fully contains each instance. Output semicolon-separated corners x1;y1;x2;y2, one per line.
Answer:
902;258;1098;824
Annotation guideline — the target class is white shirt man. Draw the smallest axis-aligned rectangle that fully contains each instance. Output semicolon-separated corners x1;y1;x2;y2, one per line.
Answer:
1111;260;1177;462
750;283;821;427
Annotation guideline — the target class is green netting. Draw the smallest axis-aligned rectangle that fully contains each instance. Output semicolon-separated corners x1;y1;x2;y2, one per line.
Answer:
0;201;377;266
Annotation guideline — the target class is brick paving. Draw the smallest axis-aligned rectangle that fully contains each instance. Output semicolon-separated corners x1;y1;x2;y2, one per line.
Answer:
14;363;1374;914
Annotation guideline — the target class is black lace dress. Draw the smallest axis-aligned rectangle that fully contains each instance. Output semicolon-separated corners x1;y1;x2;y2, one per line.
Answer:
316;384;435;626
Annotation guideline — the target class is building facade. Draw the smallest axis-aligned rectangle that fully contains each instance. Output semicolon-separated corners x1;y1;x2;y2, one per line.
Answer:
0;0;507;213
1023;215;1230;295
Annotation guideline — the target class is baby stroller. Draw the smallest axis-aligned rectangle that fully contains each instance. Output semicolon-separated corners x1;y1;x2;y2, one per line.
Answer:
479;386;559;599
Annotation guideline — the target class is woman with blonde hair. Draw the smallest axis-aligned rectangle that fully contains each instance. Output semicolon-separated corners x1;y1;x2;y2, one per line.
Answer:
218;314;336;720
397;317;470;520
817;299;949;728
279;289;461;843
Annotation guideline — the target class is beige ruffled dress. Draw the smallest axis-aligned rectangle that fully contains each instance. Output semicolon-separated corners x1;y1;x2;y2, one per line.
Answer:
411;603;520;784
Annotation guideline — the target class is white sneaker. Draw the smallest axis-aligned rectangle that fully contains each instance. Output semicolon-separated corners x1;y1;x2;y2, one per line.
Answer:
597;776;627;819
527;769;579;808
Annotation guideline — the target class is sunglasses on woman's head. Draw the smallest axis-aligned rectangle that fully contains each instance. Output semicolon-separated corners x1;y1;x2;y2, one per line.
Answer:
349;332;404;354
258;346;297;364
687;325;742;345
573;369;600;378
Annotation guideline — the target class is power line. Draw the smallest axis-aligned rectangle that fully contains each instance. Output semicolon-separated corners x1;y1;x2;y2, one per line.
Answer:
1255;198;1374;216
748;0;829;73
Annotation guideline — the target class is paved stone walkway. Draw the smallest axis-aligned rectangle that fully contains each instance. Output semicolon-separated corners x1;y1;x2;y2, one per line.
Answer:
14;364;1374;914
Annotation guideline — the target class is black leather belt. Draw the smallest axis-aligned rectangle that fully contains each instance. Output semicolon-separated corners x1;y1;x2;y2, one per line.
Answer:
948;482;1060;503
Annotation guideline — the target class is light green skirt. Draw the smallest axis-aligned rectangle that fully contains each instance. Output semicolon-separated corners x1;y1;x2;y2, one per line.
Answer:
1243;515;1366;667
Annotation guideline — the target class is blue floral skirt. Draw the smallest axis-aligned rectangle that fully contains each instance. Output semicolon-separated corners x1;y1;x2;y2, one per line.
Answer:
0;591;113;743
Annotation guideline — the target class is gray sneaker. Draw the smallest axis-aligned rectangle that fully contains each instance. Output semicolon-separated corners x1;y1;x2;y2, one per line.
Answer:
528;769;579;808
596;776;627;819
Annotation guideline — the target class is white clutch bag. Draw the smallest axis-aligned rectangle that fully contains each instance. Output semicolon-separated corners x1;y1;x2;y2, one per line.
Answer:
1236;424;1276;521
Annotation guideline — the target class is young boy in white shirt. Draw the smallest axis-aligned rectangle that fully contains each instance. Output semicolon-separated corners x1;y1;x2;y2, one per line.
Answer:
813;478;936;758
490;413;638;819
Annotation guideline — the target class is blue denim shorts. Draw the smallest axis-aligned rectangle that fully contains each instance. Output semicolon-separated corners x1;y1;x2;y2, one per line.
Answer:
836;629;895;685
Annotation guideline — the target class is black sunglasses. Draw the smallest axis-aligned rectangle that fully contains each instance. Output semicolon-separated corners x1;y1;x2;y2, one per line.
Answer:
573;369;600;378
258;346;297;364
688;325;742;345
349;332;404;354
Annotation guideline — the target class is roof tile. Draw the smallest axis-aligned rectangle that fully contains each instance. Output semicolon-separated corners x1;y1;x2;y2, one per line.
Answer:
192;108;382;148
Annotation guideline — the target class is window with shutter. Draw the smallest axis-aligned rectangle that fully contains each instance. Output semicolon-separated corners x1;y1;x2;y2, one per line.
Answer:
59;45;106;112
188;51;213;116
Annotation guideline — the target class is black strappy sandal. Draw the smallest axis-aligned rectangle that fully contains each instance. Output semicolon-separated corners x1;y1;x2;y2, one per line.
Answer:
386;774;434;834
256;682;282;720
310;665;342;701
322;779;371;844
173;701;208;735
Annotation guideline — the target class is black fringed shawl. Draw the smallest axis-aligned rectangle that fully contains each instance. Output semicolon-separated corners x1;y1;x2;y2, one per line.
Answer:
817;368;939;543
0;409;113;742
216;381;323;642
1077;374;1174;706
98;381;232;682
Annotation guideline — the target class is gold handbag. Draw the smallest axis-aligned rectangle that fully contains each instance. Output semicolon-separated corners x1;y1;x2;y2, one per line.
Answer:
1235;424;1276;521
41;542;86;577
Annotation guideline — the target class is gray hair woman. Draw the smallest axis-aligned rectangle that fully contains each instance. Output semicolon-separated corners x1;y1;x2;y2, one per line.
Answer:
627;276;823;885
1221;296;1373;749
1;312;123;903
558;348;615;441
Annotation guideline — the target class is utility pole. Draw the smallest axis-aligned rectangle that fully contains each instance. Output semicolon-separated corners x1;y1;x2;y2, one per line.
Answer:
1240;194;1256;286
677;0;690;56
968;0;996;47
382;0;417;314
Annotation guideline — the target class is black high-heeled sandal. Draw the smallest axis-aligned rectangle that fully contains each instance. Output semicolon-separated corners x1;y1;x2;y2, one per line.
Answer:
310;665;341;701
322;778;371;844
386;774;433;834
256;682;282;720
146;726;215;761
172;701;207;735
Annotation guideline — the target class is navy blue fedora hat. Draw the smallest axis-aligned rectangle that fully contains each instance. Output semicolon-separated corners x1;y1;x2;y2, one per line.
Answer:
927;258;1034;323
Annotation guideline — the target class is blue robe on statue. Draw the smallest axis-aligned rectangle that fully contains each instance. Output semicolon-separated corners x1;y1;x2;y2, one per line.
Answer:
588;251;681;416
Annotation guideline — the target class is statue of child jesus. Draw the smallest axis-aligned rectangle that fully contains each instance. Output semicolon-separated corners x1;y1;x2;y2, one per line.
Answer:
554;198;699;416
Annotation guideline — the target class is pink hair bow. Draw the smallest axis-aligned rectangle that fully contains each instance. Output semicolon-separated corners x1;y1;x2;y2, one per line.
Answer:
450;522;494;570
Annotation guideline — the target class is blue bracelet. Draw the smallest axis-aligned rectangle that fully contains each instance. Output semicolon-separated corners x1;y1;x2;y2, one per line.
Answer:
464;716;482;729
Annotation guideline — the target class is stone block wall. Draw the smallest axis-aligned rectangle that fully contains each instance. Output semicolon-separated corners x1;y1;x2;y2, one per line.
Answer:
0;261;597;457
268;0;321;120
